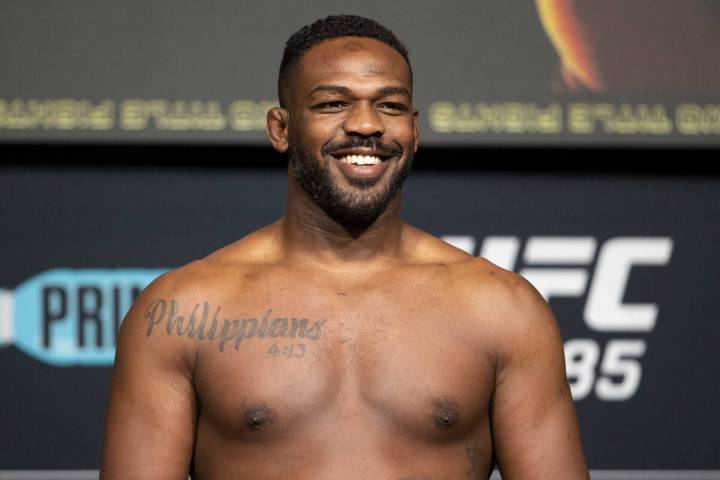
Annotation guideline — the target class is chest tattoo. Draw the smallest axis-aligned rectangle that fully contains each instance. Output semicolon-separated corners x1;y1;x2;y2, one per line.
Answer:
144;298;325;352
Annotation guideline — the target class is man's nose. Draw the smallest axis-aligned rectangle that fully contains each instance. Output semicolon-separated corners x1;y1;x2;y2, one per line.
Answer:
342;103;385;138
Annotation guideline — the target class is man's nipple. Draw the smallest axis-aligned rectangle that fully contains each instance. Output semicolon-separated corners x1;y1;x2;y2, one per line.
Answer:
431;397;460;430
243;403;273;431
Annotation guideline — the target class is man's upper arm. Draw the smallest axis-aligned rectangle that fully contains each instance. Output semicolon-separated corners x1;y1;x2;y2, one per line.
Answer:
490;274;589;479
100;275;197;479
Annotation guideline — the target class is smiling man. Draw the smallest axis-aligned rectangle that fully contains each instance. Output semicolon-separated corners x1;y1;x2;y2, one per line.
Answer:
100;15;589;480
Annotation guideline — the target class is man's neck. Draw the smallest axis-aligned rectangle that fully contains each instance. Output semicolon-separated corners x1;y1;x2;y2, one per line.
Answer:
280;179;406;269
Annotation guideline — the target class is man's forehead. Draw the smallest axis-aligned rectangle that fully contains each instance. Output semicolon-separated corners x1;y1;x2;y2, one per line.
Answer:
305;36;402;60
297;37;411;86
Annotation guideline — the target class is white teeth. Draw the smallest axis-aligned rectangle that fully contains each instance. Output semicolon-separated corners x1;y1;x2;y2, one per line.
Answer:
337;154;381;165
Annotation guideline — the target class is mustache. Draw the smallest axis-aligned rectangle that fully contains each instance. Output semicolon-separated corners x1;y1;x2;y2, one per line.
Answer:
322;137;402;157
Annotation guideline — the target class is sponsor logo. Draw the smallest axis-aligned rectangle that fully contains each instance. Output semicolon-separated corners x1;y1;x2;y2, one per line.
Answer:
442;235;673;401
0;269;165;366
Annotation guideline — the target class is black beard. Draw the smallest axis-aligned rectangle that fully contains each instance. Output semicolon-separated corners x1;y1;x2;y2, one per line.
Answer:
289;142;413;229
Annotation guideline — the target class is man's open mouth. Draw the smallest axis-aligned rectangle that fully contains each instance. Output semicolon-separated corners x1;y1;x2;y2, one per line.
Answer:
327;149;397;179
329;149;396;166
335;154;383;165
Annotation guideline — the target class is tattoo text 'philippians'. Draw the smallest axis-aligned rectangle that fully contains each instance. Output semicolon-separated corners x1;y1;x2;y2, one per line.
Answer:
144;298;325;352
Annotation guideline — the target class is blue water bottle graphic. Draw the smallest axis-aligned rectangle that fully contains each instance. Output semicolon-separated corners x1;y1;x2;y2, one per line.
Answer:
0;268;167;366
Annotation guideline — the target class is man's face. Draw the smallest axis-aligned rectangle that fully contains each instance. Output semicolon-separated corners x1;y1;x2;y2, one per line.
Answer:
284;36;419;226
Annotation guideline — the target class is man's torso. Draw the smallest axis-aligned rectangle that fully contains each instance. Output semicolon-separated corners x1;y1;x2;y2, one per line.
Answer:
149;226;513;479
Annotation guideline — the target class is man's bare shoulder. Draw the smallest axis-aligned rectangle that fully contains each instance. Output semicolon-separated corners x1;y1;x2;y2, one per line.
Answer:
454;256;544;314
404;223;522;292
406;224;554;334
144;222;282;298
444;247;562;364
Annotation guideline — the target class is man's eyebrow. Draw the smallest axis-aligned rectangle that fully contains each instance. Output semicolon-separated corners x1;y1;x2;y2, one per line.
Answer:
308;85;351;97
376;86;411;98
307;85;411;98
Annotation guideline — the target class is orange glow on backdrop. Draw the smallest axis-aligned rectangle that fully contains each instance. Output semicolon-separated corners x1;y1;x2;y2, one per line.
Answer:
536;0;720;94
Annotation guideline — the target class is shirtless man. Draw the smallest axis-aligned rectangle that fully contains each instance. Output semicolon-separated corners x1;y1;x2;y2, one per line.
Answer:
100;15;589;479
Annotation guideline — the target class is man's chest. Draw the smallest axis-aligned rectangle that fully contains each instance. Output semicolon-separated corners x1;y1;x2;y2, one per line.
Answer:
182;276;496;441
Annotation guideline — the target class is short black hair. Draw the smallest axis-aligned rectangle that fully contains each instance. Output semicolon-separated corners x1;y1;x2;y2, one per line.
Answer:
278;14;412;108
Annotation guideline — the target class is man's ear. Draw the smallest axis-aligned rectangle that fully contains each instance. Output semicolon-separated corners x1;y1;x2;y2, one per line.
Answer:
412;109;420;154
266;107;289;153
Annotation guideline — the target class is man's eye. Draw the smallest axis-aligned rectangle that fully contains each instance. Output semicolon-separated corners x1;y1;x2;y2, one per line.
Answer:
379;103;406;113
316;102;346;110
